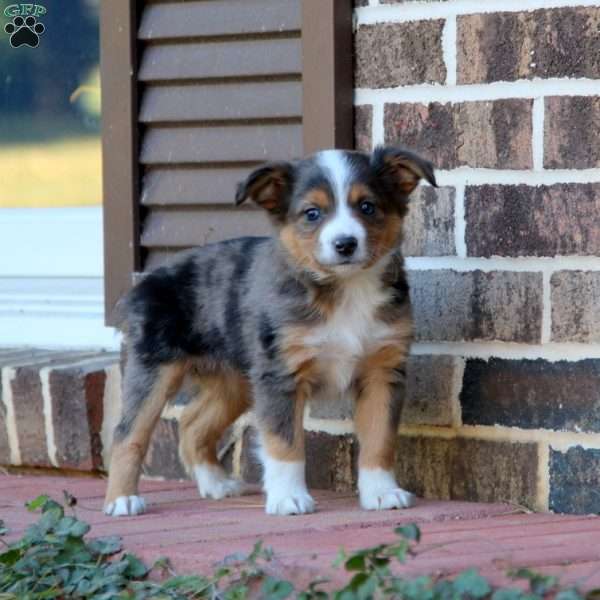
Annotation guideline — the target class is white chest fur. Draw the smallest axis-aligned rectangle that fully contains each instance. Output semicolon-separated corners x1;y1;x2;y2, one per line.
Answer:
306;271;394;392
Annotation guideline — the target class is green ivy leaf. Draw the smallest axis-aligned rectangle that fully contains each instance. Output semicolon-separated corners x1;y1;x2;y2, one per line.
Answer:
491;587;524;600
261;577;295;600
344;554;366;572
510;568;558;596
88;535;122;556
0;548;21;567
395;523;422;543
123;553;149;579
556;589;584;600
453;569;492;599
26;495;50;512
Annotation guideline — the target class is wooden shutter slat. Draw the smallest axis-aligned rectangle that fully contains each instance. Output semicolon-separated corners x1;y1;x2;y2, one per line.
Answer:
140;81;302;123
141;167;253;206
138;39;301;82
139;0;301;40
140;124;302;165
141;208;271;247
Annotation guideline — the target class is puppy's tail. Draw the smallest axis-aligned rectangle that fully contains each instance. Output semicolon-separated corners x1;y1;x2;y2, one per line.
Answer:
112;293;131;335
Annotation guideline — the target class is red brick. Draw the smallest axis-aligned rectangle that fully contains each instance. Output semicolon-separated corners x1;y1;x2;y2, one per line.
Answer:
458;7;600;84
402;355;462;427
409;270;542;343
550;447;600;514
465;184;600;257
355;21;446;88
305;432;357;492
385;100;532;170
461;358;600;433
544;97;600;169
396;436;539;508
48;364;109;470
551;271;600;343
11;365;50;467
143;418;188;480
402;186;455;257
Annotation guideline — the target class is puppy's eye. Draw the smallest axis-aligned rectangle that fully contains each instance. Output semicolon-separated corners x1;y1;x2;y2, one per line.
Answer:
359;200;376;216
304;207;321;222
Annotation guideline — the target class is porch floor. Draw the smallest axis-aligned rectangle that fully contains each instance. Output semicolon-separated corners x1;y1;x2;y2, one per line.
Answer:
2;473;600;591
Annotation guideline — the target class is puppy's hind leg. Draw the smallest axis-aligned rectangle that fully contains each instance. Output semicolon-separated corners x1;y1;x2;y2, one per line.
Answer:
104;357;185;516
179;371;250;500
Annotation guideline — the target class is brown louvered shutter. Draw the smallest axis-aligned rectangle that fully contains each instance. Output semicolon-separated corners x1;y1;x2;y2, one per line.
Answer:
101;0;353;323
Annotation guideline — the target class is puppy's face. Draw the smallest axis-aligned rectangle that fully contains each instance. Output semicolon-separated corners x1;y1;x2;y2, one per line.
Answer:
236;146;436;280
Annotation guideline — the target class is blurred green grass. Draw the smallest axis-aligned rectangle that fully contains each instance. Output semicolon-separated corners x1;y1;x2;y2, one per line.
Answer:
0;114;102;208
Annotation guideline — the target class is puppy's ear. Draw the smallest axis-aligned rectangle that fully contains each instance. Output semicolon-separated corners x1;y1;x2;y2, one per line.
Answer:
371;146;437;196
235;162;295;219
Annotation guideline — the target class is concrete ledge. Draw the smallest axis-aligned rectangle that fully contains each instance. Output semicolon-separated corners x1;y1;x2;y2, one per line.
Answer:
0;349;120;471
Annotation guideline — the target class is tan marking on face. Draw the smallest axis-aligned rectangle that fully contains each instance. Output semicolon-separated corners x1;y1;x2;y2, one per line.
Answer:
348;183;373;207
304;187;332;211
280;224;330;280
364;212;405;268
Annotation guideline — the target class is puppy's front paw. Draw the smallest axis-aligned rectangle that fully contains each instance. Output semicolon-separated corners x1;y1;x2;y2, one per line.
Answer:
194;464;243;500
360;487;416;510
104;495;146;516
266;490;315;515
358;468;416;511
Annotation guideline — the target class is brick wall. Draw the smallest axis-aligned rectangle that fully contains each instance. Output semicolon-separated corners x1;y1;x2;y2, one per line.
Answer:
350;0;600;514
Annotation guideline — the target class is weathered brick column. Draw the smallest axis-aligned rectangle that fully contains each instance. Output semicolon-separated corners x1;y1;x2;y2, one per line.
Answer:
349;0;600;514
0;349;121;473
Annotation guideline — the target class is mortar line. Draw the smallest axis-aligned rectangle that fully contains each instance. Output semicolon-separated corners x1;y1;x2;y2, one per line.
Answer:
541;270;553;344
398;423;600;452
39;367;59;468
453;184;467;258
371;100;385;147
450;357;465;427
405;256;600;272
355;79;600;105
410;341;600;362
532;96;545;171
442;14;457;86
536;442;551;512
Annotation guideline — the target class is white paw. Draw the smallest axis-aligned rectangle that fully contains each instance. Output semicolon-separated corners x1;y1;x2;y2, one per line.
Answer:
266;490;315;515
104;495;146;516
359;468;416;511
360;487;416;510
194;464;243;500
260;453;315;516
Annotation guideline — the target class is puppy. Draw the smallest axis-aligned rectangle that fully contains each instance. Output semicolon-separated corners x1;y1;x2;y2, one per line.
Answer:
104;145;436;517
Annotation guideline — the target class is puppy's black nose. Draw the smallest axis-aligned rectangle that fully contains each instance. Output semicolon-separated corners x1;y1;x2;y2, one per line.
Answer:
334;236;358;257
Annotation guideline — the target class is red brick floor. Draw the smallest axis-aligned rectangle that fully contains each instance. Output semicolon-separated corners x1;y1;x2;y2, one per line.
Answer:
2;474;600;591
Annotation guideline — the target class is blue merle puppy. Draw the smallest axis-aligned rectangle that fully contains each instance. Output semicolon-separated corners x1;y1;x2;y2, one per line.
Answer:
104;146;436;517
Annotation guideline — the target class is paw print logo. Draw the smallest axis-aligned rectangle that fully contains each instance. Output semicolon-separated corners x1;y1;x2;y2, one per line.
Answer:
5;15;45;48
